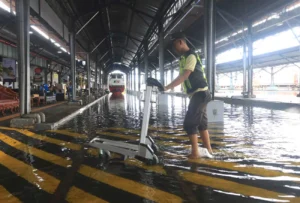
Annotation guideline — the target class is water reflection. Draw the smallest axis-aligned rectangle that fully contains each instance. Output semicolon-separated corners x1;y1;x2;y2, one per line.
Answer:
60;92;300;203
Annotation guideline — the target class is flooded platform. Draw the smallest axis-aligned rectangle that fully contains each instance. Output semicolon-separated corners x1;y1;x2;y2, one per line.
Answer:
0;93;299;202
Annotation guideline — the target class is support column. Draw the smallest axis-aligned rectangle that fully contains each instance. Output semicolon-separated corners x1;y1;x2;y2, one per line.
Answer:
70;31;76;100
134;62;137;91
99;65;102;89
144;41;149;84
16;0;31;115
86;53;91;95
204;0;216;99
137;56;141;92
159;23;165;86
271;67;274;86
243;42;247;96
171;61;174;92
247;23;254;98
95;57;98;90
155;69;157;80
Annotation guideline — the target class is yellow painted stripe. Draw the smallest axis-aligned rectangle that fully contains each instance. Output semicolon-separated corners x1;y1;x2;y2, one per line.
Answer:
0;130;177;202
124;159;167;175
0;132;71;168
0;127;81;151
189;158;300;180
180;171;300;203
0;185;21;203
150;132;225;146
97;130;224;146
66;186;108;203
0;150;60;194
164;152;300;180
78;165;182;203
0;127;118;161
47;130;88;139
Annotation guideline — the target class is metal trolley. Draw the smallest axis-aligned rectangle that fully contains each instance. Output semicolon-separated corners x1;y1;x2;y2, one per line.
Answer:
89;78;164;165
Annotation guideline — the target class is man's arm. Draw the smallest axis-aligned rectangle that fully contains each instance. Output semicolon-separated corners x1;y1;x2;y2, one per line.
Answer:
164;70;191;91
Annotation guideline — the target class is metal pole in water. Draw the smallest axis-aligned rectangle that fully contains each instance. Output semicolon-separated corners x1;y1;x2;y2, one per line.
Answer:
243;42;247;96
24;0;31;113
204;0;216;100
70;31;76;101
16;0;25;115
247;23;254;97
87;53;91;95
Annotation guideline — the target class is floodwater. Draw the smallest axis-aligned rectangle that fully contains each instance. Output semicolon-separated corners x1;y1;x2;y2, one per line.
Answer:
0;92;300;202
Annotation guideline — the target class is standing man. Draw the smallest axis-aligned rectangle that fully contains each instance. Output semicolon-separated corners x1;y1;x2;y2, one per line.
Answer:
164;32;213;159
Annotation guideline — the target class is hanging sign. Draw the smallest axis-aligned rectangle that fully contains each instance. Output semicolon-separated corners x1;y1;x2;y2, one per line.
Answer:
33;67;43;83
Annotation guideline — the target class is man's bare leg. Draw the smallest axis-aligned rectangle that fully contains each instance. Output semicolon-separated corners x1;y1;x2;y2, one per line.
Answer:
200;130;213;154
188;134;200;159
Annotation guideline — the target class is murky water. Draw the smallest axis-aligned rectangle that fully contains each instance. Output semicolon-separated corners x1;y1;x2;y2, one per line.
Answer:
59;93;300;202
1;92;300;202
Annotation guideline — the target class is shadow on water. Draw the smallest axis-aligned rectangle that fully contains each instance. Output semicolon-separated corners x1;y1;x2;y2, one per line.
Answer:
37;92;300;202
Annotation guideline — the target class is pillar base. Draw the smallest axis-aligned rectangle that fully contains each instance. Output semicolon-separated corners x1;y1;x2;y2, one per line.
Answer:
68;100;83;105
35;123;54;131
10;117;35;128
22;113;41;124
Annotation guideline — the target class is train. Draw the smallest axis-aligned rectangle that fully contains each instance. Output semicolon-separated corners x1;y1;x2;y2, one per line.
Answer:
108;73;125;94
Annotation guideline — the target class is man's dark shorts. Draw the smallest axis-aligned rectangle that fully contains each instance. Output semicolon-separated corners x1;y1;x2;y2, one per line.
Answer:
183;90;211;135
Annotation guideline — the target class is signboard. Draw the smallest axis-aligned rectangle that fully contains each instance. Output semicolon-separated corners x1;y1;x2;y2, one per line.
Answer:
2;58;16;82
33;67;43;83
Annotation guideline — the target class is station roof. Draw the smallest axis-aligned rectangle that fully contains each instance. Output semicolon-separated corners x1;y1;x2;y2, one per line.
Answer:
0;0;297;74
52;0;294;73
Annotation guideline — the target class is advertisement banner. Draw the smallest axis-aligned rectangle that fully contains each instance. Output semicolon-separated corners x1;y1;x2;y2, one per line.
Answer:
2;58;16;82
33;67;43;83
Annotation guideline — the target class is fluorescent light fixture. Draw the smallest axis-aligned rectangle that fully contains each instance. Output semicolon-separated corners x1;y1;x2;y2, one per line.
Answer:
29;31;33;34
57;51;62;54
60;47;67;52
31;25;49;40
268;14;280;20
67;52;70;55
54;42;60;47
0;2;10;13
82;61;86;66
13;11;16;15
50;38;55;43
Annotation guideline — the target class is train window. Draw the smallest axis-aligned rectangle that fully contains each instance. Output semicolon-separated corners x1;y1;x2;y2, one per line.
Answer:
117;75;124;79
110;75;116;79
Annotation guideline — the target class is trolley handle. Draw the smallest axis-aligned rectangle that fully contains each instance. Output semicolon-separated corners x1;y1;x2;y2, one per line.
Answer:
146;78;164;92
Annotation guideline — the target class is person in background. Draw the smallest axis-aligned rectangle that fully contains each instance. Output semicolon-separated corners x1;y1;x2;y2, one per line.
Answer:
164;32;213;159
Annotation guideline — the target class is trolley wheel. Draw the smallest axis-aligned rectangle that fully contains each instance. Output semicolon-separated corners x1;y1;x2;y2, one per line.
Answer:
152;144;159;153
146;154;159;165
98;149;111;161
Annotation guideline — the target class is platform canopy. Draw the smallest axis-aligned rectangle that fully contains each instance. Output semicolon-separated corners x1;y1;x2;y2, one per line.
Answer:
32;0;296;73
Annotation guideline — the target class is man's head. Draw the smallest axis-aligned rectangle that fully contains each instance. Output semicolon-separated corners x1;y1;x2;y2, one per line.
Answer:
170;32;189;55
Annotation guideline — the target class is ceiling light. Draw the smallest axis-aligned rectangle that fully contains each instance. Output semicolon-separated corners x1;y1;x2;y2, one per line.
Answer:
50;38;55;43
60;47;67;52
31;25;49;40
57;51;62;54
29;31;33;34
0;2;10;13
82;61;86;66
54;42;60;47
